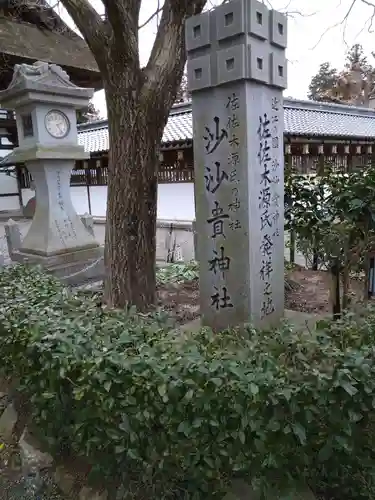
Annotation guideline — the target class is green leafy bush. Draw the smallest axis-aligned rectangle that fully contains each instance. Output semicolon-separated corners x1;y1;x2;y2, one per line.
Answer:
0;265;375;499
285;167;375;312
156;261;199;285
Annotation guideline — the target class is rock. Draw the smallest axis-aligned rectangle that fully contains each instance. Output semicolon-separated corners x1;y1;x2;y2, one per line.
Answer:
19;427;53;471
0;392;9;413
79;486;108;500
0;402;18;440
54;465;76;495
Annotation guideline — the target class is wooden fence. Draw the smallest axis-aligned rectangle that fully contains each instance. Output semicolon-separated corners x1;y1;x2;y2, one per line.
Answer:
18;157;194;189
17;151;375;190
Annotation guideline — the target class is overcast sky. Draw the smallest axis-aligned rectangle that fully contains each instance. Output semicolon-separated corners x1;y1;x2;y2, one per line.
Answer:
57;0;375;118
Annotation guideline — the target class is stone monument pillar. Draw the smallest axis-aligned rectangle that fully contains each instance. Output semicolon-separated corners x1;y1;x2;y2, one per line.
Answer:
0;61;102;267
186;0;287;330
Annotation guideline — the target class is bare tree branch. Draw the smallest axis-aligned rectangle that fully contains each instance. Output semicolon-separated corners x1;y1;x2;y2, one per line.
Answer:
101;0;139;63
145;0;206;79
360;0;375;31
284;9;317;18
101;0;141;33
59;0;107;57
311;0;375;50
140;0;207;117
134;0;143;20
156;0;161;25
310;0;356;50
139;4;163;29
354;0;375;36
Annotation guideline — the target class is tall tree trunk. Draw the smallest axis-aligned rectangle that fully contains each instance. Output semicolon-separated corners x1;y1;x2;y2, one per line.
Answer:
103;82;164;311
59;0;208;311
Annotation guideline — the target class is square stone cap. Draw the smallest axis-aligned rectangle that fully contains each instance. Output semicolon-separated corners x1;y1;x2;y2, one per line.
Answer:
0;61;94;108
0;143;90;166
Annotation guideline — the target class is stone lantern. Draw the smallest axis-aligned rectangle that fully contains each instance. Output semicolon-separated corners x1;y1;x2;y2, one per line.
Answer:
0;61;102;270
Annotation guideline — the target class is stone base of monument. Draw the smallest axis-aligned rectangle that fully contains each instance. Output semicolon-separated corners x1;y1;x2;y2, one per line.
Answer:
11;245;101;266
11;246;105;287
48;254;105;287
176;310;324;337
4;218;104;287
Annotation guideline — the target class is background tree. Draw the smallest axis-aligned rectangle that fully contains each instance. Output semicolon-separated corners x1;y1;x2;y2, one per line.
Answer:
343;43;375;98
308;44;375;104
57;0;207;311
307;62;338;102
345;43;370;71
76;100;101;124
175;70;191;103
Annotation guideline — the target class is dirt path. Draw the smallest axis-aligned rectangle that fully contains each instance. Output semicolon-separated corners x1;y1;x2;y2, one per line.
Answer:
285;268;364;314
156;269;365;325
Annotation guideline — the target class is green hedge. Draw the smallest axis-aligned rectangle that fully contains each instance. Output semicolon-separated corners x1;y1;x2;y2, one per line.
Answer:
0;265;375;499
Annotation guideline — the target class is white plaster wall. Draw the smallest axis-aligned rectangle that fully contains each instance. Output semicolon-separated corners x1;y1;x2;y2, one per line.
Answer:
88;186;107;217
71;186;90;215
0;142;20;211
156;224;195;262
21;188;34;206
67;186;107;217
0;171;17;193
157;183;195;221
66;182;196;220
0;171;20;211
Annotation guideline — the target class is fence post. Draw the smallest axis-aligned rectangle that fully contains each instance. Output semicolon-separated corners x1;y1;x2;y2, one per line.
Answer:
289;230;295;264
84;160;92;215
312;248;319;271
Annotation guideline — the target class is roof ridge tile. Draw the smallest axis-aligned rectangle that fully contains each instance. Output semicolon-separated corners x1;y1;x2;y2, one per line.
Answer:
78;101;375;153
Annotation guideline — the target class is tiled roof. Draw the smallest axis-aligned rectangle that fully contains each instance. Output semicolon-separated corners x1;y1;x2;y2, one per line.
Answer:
78;125;108;154
78;98;375;153
78;104;193;154
284;98;375;138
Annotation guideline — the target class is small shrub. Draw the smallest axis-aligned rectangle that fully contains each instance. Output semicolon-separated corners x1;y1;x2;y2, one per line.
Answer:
0;265;375;499
156;261;199;285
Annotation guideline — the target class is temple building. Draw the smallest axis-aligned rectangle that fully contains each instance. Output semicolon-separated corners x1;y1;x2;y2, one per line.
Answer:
9;97;375;220
0;10;374;221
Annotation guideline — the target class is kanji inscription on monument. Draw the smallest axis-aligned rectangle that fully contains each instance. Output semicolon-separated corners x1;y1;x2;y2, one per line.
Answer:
186;0;287;330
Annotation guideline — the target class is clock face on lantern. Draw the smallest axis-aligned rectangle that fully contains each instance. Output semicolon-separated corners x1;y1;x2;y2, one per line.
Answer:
44;110;70;138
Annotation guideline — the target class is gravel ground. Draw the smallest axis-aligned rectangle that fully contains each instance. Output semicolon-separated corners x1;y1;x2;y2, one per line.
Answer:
0;436;65;500
0;470;66;500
